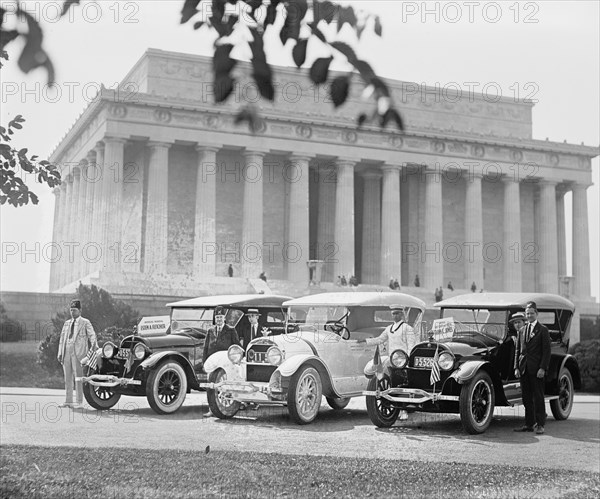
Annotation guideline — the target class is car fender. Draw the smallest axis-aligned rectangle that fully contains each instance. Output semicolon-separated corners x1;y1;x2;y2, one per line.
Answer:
558;354;582;390
449;360;489;384
141;350;194;371
277;354;325;378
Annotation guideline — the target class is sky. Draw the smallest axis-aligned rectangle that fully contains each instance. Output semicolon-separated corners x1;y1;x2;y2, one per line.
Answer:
0;0;598;299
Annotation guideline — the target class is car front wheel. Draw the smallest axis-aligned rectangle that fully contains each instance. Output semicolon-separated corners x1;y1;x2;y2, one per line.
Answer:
146;361;188;415
207;368;240;419
366;375;400;428
459;370;495;434
287;366;323;424
83;370;121;410
550;367;574;420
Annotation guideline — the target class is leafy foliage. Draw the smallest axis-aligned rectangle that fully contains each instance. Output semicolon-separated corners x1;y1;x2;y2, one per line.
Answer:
2;1;404;136
570;339;600;392
38;283;140;375
0;301;23;342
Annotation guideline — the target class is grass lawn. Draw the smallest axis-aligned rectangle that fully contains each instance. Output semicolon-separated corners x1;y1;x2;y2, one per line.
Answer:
1;445;599;498
0;342;63;389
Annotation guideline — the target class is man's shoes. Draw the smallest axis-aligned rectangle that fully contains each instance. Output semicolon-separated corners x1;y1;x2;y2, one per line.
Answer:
535;425;545;435
513;425;534;432
203;410;213;418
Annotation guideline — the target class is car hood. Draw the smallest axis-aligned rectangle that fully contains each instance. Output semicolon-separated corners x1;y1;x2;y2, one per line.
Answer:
438;340;491;357
136;333;198;349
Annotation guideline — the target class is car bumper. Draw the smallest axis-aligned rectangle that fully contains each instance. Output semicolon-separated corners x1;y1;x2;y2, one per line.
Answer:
77;374;142;388
198;379;286;404
362;386;459;404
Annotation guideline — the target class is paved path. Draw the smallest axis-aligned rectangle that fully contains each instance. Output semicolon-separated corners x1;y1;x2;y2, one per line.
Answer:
1;388;598;473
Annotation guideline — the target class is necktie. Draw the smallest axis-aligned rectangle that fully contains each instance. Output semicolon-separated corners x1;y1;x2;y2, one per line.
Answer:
253;325;257;339
69;319;75;340
527;324;533;341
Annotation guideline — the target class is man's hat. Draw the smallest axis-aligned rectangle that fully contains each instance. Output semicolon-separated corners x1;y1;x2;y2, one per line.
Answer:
509;312;525;322
246;308;260;316
214;305;228;317
70;299;81;310
525;301;538;311
390;307;404;314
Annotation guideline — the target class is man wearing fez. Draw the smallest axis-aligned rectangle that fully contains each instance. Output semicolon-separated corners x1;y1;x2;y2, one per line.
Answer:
57;299;98;408
202;306;241;362
514;302;551;435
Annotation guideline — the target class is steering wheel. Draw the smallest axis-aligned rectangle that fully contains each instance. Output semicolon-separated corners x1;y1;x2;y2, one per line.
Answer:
325;321;351;340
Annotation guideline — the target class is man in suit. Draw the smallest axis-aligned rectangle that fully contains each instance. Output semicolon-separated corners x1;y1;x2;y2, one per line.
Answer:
202;306;241;362
57;299;98;408
239;308;262;349
514;301;551;435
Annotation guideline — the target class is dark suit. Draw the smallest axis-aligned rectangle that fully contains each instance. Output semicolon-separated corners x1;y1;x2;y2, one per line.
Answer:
239;319;263;348
203;324;240;362
515;321;551;427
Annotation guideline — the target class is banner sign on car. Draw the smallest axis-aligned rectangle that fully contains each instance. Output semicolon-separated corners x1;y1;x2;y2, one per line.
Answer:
137;316;170;336
432;317;455;337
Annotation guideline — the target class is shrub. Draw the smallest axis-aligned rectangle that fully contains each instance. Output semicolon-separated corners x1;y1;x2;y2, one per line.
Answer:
570;339;600;393
38;284;140;375
0;302;23;342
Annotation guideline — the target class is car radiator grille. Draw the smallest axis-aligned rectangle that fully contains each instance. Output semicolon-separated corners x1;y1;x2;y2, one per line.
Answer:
247;365;277;383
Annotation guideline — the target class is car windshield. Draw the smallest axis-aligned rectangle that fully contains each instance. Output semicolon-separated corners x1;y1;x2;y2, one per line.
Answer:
288;306;350;326
439;308;507;341
171;308;213;332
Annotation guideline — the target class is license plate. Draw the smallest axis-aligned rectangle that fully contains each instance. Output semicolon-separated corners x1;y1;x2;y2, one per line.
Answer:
248;351;266;363
414;356;434;368
116;349;130;360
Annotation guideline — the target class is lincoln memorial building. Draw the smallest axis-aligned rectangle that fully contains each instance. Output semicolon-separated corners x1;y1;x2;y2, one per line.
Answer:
49;49;598;310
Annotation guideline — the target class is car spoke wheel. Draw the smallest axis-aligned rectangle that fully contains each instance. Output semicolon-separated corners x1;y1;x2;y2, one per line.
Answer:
366;375;400;428
287;366;323;424
207;368;240;419
459;370;495;434
146;361;188;415
83;369;121;410
326;396;350;410
550;367;574;420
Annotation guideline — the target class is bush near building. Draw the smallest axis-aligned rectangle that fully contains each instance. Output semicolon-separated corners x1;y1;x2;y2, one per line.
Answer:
570;339;600;393
0;302;23;342
37;284;139;376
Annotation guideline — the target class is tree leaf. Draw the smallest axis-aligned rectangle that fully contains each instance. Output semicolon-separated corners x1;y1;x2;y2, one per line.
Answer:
357;113;368;128
307;22;326;43
214;74;235;103
292;38;308;67
380;107;405;131
265;0;280;28
330;75;350;107
213;43;236;76
180;0;201;23
330;41;357;65
353;59;376;83
61;0;80;17
0;29;20;51
313;0;336;24
309;56;333;85
337;5;357;32
193;21;205;30
252;62;274;100
374;15;382;36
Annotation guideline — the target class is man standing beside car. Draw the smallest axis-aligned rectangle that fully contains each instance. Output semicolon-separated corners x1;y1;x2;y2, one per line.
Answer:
57;299;98;408
203;306;240;362
357;307;417;361
514;302;551;435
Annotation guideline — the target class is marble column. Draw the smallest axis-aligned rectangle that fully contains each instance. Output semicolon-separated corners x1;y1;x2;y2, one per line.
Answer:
287;155;311;282
194;145;219;277
538;180;559;293
381;164;402;285
56;182;68;289
556;186;567;278
80;152;96;277
572;183;591;299
144;141;171;276
67;166;81;285
464;172;484;290
102;137;126;271
423;167;443;290
361;170;381;284
242;150;266;278
334;158;356;280
60;176;73;288
502;176;522;292
91;143;104;273
50;187;61;291
316;165;336;282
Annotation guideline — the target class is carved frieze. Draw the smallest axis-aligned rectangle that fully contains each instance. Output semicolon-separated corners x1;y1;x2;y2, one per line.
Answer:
578;156;589;169
204;115;221;129
270;124;293;135
154;109;172;123
471;144;485;158
342;130;357;143
388;136;404;149
296;124;312;139
548;153;560;166
447;142;468;154
431;140;446;153
405;138;428;150
109;105;127;118
510;149;523;162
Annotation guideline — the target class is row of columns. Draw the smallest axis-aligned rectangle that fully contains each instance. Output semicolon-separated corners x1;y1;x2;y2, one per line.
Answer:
50;139;592;300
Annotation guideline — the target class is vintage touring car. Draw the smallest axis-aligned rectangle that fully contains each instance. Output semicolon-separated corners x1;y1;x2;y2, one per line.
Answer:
79;294;291;414
201;292;426;424
363;293;581;434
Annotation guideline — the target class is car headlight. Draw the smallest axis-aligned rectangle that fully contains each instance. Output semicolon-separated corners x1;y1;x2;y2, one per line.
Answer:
133;343;147;360
438;352;455;370
266;346;283;366
228;345;244;364
390;349;408;368
102;342;116;359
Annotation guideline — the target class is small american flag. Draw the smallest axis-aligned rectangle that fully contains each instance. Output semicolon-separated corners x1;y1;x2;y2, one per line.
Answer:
430;344;440;385
84;348;100;371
